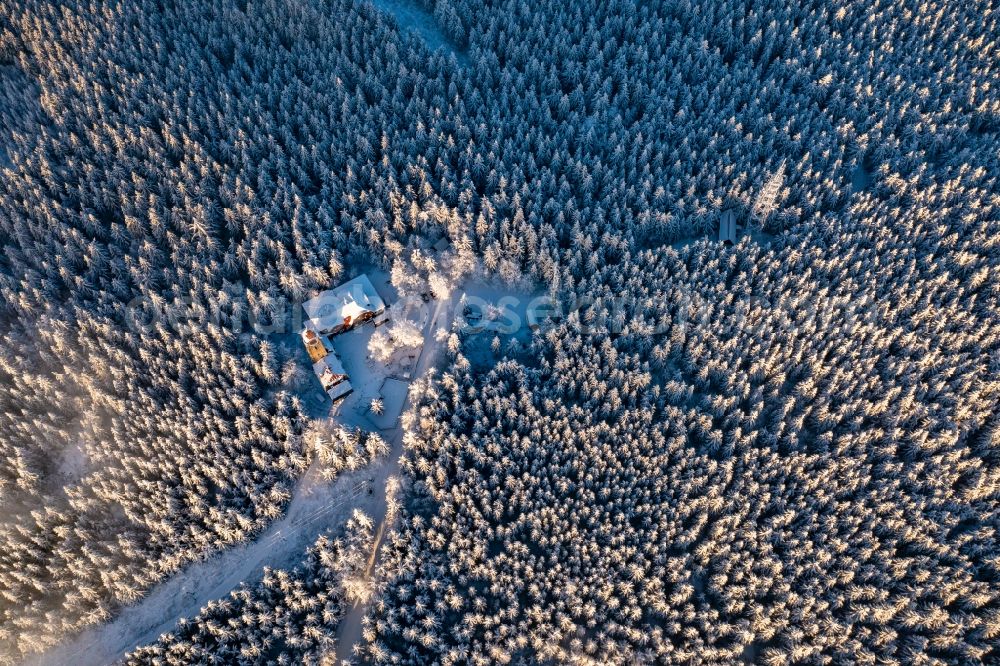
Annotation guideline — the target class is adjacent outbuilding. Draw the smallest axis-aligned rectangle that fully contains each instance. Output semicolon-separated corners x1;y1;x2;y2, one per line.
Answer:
301;273;391;405
718;209;739;245
313;354;352;401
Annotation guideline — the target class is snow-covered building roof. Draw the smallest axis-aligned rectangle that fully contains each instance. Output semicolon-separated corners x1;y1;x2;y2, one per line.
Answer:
324;378;353;402
313;353;352;401
302;274;387;335
313;354;348;385
718;209;739;245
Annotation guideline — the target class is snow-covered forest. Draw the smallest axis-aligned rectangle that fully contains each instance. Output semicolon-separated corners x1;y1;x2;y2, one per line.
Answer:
125;510;374;665
0;0;998;663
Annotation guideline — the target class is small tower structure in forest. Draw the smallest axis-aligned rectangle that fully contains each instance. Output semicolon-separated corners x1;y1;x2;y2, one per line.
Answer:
718;208;739;245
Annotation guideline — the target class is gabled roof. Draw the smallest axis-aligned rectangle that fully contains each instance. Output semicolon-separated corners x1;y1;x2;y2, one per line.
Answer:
325;379;353;401
302;274;386;333
719;209;739;244
310;346;351;402
313;354;348;385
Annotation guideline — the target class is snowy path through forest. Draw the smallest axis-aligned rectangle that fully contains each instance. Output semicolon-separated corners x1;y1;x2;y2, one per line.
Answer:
331;283;544;661
28;464;382;666
29;290;454;666
332;295;449;663
28;280;525;665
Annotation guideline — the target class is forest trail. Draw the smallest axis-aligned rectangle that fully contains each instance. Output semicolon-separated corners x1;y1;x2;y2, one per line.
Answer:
28;293;454;666
369;0;470;65
27;466;381;666
332;294;450;663
28;281;515;665
25;290;456;666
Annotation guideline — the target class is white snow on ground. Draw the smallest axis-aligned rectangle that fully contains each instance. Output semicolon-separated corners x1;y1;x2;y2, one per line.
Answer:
332;293;450;663
55;441;89;485
369;0;470;65
330;324;403;425
30;277;538;666
852;161;873;192
667;227;776;254
452;280;546;371
747;227;777;247
456;280;548;343
28;463;380;666
374;378;409;429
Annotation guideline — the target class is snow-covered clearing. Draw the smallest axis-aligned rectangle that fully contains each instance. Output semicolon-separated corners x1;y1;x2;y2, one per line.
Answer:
665;216;780;253
669;235;700;251
453;280;546;370
53;441;89;488
330;319;413;429
747;227;777;247
30;276;541;665
369;0;469;65
333;294;450;662
375;378;410;428
665;227;776;254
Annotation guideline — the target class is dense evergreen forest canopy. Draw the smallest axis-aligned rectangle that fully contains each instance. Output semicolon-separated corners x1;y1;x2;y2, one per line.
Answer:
0;0;998;663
